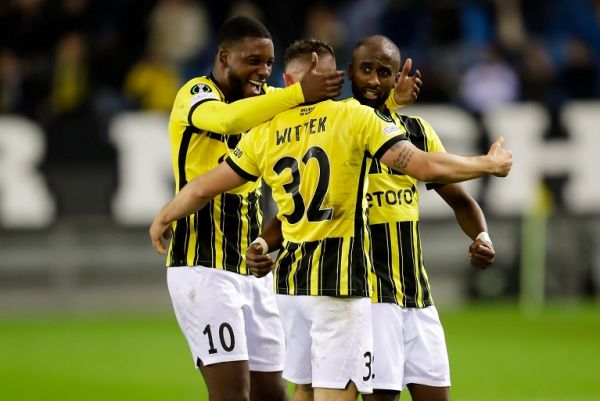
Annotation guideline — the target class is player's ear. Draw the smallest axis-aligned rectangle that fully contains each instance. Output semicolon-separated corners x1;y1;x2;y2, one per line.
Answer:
347;63;354;80
218;48;229;67
283;72;295;87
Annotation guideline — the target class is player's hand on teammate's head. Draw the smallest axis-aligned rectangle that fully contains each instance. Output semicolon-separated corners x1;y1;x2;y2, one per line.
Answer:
246;243;275;278
300;52;345;103
149;220;172;256
393;58;422;106
487;136;513;177
468;239;495;269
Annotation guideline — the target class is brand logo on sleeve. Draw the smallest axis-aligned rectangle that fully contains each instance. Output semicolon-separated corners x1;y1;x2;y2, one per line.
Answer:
383;124;399;135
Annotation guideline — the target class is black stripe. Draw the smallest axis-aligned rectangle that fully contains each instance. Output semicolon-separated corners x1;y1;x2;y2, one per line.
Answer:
301;241;320;295
399;221;417;307
399;115;427;152
370;223;396;303
245;189;261;263
373;135;406;160
225;158;259;182
221;193;244;272
168;128;194;266
415;222;433;306
319;237;343;296
187;98;219;128
193;202;216;267
369;157;382;174
276;242;299;294
348;154;370;297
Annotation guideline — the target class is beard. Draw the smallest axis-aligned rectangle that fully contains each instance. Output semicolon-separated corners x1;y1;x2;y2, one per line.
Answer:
225;70;247;101
351;81;386;110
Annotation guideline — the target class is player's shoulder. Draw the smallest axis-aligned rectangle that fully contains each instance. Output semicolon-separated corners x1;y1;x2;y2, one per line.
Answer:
395;113;435;135
177;76;223;103
338;98;392;121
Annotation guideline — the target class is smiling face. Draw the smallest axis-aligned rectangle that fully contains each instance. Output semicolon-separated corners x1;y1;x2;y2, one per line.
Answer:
348;40;400;111
220;37;274;100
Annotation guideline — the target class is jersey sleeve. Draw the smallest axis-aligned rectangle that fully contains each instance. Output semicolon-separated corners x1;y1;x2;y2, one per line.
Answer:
172;79;305;135
225;128;262;181
353;104;408;160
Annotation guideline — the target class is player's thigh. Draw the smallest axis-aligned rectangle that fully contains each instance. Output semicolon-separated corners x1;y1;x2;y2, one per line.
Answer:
362;390;400;401
167;266;250;367
371;303;404;392
313;382;358;401
406;383;449;401
198;359;250;401
249;370;288;401
245;272;285;372
292;384;314;401
402;306;450;389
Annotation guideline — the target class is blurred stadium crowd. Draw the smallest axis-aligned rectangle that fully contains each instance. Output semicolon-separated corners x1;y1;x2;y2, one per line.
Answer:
1;0;599;168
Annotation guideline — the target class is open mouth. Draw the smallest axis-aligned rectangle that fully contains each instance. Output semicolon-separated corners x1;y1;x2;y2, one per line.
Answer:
248;80;264;95
362;88;380;100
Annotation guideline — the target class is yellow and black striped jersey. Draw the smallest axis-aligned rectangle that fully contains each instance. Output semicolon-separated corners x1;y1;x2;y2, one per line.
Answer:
227;99;408;297
368;109;446;307
166;74;304;274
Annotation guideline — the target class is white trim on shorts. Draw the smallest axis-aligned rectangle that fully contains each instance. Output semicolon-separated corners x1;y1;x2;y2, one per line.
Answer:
167;265;285;372
276;295;374;394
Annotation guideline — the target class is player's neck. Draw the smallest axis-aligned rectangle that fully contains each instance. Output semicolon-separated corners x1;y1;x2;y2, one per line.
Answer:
211;69;236;102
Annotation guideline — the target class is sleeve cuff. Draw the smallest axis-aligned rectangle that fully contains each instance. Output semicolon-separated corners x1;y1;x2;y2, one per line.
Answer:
225;157;259;182
373;135;407;160
187;98;219;128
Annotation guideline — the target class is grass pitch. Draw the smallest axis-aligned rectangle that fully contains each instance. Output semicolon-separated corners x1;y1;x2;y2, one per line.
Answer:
1;303;598;401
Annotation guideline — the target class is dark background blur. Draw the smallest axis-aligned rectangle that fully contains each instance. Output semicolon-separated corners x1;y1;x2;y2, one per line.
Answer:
1;0;600;314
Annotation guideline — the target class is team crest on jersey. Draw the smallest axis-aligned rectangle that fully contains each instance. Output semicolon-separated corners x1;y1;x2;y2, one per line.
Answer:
374;109;394;123
190;83;218;105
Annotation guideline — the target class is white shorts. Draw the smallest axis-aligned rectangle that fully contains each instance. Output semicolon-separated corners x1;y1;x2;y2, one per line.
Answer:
167;266;285;371
371;303;405;391
276;295;373;394
402;306;450;388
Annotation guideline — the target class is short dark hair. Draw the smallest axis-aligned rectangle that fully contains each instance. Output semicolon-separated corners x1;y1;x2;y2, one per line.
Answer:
216;16;271;48
284;39;335;67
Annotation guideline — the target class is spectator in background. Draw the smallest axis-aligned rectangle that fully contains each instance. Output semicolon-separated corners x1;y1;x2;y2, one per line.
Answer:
459;44;520;113
0;49;23;113
50;32;89;115
146;0;210;80
123;47;179;112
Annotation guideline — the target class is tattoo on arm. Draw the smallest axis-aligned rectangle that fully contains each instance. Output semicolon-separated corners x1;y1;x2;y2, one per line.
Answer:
391;142;415;172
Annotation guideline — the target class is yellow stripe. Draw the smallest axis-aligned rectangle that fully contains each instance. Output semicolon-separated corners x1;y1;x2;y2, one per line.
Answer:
238;198;249;275
339;237;351;296
390;223;403;304
412;222;423;306
287;245;303;294
213;197;224;269
310;244;322;295
185;214;196;265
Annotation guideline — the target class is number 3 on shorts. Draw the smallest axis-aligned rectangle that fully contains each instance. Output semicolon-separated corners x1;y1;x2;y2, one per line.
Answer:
363;351;373;381
203;323;236;354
